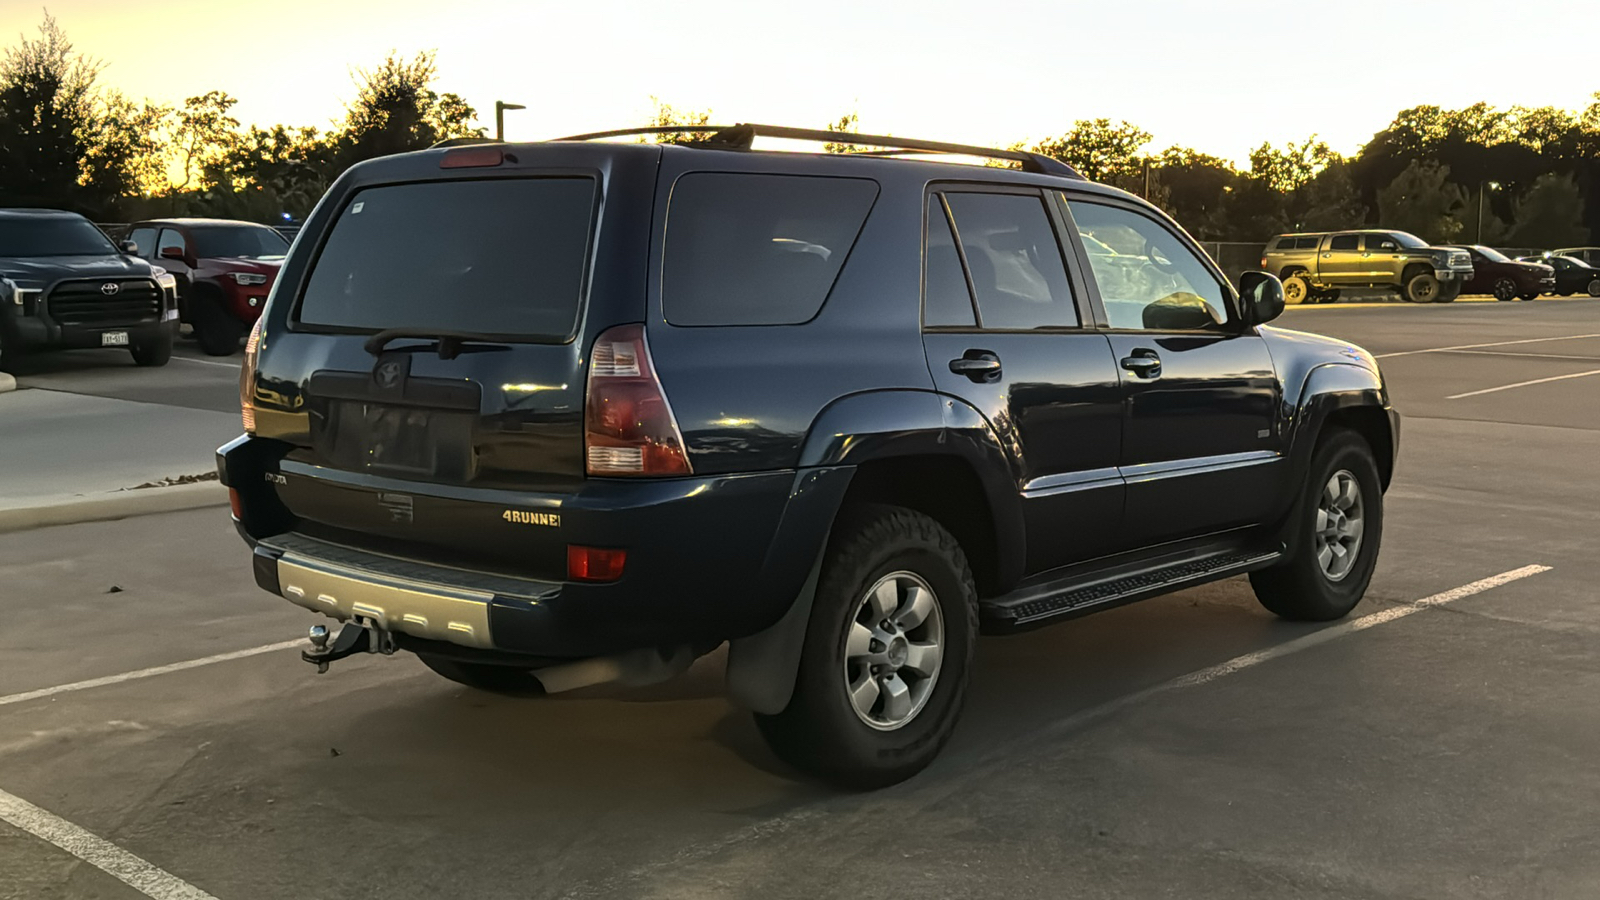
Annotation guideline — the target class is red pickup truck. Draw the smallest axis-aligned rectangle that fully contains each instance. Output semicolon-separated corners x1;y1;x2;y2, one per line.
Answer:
126;218;288;355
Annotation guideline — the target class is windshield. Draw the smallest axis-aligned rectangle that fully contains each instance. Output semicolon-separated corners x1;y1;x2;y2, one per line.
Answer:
298;178;596;339
191;225;289;259
1389;232;1430;249
0;216;116;257
1472;245;1511;263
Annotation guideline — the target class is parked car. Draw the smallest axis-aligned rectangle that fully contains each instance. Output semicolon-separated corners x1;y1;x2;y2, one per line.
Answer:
1440;245;1553;301
1549;246;1600;267
0;208;178;371
220;125;1399;788
1516;254;1600;297
1263;230;1474;304
125;218;288;355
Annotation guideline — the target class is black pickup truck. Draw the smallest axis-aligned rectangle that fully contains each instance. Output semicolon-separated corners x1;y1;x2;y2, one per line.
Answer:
221;126;1399;788
0;208;178;371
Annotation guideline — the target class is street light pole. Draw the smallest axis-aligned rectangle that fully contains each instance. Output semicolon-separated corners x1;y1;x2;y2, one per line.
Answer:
494;101;525;142
1477;181;1501;244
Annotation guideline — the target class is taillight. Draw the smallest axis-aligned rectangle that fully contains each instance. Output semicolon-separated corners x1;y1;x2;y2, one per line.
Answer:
1260;257;1268;269
228;488;242;519
584;324;691;476
240;319;261;433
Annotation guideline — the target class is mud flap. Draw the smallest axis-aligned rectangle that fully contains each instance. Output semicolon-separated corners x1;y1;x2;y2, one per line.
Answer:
724;554;823;715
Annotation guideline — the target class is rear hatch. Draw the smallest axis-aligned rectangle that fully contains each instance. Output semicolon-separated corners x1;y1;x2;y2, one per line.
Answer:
250;143;661;579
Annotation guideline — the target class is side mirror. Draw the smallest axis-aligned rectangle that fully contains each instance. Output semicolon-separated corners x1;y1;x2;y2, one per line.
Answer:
1238;271;1285;325
159;245;186;262
119;240;139;255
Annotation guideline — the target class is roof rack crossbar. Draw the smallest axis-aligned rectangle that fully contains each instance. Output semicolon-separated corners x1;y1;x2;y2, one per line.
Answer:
549;123;1084;179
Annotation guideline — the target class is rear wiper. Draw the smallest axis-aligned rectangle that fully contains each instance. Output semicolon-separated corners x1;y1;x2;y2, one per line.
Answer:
364;328;511;360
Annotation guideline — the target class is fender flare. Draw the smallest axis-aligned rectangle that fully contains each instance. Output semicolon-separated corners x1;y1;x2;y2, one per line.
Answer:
1273;363;1395;552
725;389;1023;714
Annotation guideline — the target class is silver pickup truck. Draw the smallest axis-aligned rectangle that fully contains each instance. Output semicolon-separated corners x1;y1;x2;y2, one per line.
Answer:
1262;230;1475;304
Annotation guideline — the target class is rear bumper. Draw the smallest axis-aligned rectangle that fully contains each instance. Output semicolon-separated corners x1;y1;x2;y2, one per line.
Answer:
219;436;852;659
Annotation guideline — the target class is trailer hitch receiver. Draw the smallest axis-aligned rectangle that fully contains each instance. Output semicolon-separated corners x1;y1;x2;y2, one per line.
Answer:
302;620;396;673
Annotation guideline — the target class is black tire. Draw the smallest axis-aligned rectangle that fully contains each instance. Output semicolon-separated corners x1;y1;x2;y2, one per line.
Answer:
416;654;545;694
755;504;978;790
1316;289;1341;304
1587;279;1600;298
129;331;173;367
1492;277;1517;301
1434;282;1460;303
1518;293;1538;301
1282;274;1311;305
191;291;245;356
1404;272;1440;303
1250;429;1384;622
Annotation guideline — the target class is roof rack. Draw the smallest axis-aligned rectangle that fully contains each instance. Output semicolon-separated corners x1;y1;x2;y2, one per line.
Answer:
550;123;1084;179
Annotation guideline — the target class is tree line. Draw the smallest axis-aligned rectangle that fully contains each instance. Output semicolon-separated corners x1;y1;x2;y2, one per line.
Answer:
3;13;1598;247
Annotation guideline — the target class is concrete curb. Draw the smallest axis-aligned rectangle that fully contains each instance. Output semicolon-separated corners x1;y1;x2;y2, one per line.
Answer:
0;373;15;394
0;481;228;535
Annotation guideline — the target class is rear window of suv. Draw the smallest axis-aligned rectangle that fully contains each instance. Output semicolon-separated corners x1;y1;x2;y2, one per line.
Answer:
663;173;878;326
297;178;596;340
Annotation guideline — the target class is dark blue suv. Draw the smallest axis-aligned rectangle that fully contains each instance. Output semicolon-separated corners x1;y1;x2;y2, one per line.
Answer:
219;124;1399;788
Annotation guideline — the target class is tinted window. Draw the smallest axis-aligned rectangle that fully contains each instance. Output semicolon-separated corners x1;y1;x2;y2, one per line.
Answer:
157;229;188;258
298;178;596;339
1067;199;1229;331
944;192;1077;329
664;174;877;326
191;225;289;259
1329;234;1360;251
1273;236;1296;250
924;198;975;327
1297;236;1320;249
1364;235;1398;251
0;216;115;256
128;227;157;257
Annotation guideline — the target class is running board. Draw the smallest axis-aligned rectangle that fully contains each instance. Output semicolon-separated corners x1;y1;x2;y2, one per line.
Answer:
981;549;1282;630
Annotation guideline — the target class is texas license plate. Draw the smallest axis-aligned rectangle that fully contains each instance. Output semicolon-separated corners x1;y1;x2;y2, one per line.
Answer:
101;332;129;346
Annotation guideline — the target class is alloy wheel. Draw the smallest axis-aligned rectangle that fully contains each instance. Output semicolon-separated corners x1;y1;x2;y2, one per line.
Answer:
843;571;945;731
1315;469;1365;582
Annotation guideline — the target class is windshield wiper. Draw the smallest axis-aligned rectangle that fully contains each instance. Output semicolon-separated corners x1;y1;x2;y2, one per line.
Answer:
364;328;511;360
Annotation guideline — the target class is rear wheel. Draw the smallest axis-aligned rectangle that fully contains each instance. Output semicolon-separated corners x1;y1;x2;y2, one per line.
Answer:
1492;277;1517;301
1518;293;1538;301
1587;279;1600;298
416;654;545;694
755;504;977;789
1404;272;1440;303
1250;429;1383;621
1283;274;1310;305
129;331;173;367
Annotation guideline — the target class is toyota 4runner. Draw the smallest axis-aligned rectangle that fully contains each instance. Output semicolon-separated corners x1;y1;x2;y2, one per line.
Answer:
221;125;1400;788
1263;230;1473;304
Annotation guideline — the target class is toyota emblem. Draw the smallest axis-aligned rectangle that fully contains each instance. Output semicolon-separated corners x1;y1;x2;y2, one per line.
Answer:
375;360;403;388
100;282;120;296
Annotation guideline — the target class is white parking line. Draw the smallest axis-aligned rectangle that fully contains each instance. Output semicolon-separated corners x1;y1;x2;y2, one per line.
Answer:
1447;369;1600;400
0;788;219;899
170;357;241;370
0;640;302;708
563;564;1552;899
1439;349;1600;362
1376;333;1600;359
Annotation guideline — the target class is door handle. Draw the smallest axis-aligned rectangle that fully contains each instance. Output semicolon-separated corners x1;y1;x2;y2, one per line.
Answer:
949;352;1001;382
1120;350;1162;378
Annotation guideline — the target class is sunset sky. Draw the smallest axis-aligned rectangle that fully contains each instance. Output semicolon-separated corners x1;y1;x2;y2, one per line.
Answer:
3;0;1596;164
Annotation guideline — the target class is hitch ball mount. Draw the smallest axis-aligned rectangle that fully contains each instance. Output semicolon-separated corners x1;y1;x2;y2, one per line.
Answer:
302;619;397;673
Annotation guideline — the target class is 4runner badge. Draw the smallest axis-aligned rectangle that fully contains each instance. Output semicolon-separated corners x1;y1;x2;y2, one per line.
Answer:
503;510;560;527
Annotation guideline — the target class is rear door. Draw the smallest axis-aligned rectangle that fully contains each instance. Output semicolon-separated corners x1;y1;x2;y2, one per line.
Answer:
920;186;1124;575
1062;194;1282;547
1318;233;1362;282
257;157;647;579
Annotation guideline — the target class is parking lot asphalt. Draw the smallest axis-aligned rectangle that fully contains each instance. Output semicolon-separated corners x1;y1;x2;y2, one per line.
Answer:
8;334;242;415
2;299;1599;900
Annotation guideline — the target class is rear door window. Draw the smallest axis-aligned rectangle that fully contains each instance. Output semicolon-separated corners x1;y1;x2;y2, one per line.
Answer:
924;198;976;327
297;178;597;340
663;173;878;326
942;191;1077;330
